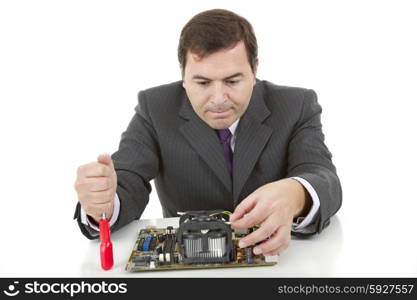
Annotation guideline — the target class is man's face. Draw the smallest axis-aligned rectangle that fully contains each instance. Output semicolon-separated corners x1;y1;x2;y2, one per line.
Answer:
182;40;257;129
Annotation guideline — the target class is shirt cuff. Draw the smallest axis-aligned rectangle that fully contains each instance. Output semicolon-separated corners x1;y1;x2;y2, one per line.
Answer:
80;193;120;231
290;176;320;232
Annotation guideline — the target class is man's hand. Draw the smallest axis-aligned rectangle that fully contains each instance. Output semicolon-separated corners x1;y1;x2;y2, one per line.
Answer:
230;178;311;256
74;153;117;223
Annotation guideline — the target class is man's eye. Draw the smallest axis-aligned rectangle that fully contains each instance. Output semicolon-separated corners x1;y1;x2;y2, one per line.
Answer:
226;80;239;85
197;81;209;86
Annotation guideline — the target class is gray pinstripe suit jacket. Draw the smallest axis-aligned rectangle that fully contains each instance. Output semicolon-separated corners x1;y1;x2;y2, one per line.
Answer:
74;79;342;239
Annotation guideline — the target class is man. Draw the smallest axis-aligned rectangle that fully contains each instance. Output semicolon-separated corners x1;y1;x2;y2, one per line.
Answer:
73;9;342;256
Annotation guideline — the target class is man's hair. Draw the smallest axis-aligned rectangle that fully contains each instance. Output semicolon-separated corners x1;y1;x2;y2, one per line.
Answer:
178;9;258;75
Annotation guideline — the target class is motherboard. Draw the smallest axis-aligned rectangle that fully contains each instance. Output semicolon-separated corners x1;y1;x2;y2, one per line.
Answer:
125;210;277;272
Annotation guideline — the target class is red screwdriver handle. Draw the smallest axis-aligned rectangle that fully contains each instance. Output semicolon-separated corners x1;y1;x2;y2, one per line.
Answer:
99;216;114;270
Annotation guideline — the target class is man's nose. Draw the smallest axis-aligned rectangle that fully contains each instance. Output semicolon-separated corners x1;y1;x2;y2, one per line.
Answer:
210;82;227;104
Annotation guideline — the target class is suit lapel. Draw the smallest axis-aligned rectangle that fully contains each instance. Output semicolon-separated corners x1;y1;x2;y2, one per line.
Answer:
233;83;272;205
179;95;232;193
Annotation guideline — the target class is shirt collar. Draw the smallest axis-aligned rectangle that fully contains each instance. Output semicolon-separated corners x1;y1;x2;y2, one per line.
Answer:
228;118;240;136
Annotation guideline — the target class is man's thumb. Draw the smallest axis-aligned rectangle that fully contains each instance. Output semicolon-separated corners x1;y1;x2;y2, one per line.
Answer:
97;153;114;169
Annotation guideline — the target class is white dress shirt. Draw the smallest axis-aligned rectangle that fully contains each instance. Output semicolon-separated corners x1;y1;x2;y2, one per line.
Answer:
81;119;320;234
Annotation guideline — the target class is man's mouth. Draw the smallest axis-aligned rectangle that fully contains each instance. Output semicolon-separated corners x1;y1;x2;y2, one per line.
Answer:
208;109;232;118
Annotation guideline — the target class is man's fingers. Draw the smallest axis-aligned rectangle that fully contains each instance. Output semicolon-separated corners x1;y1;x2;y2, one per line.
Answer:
97;153;114;169
237;215;277;247
77;154;114;178
76;177;113;192
231;197;270;229
252;225;290;255
86;201;114;221
78;162;112;177
230;195;257;223
80;190;115;204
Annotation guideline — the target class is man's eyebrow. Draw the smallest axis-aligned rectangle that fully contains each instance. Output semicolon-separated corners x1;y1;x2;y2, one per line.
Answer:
192;73;244;81
224;72;243;80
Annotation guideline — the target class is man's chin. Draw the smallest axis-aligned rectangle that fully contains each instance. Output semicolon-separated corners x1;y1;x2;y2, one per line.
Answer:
207;118;234;130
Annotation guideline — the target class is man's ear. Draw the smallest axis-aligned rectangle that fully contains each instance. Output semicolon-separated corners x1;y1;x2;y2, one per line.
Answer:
180;64;185;87
253;59;259;85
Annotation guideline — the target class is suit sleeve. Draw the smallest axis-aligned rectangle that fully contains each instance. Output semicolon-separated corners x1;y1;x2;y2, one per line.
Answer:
73;90;160;239
286;89;342;235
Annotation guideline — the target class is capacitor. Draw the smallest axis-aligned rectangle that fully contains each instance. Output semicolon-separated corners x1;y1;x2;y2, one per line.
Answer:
245;247;253;264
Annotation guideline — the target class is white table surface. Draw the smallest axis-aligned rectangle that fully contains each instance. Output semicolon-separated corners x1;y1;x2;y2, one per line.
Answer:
79;216;342;277
78;214;417;277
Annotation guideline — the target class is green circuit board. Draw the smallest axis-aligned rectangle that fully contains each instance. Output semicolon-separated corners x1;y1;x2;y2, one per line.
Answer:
125;225;278;272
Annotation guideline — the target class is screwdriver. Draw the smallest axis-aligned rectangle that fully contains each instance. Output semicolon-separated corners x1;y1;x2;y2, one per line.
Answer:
99;213;114;270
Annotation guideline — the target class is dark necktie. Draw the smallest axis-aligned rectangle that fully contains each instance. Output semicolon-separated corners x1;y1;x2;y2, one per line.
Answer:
216;129;233;176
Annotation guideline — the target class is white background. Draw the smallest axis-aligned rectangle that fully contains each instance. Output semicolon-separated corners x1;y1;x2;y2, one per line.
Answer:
0;0;416;277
